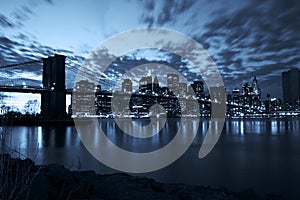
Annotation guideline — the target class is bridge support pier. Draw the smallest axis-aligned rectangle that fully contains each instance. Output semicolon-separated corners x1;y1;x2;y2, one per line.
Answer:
41;54;66;120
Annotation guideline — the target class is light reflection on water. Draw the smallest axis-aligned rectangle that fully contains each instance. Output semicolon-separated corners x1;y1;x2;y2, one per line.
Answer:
1;118;300;198
223;118;300;135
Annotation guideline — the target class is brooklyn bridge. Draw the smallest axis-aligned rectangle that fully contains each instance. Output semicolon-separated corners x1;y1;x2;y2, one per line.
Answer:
0;54;244;120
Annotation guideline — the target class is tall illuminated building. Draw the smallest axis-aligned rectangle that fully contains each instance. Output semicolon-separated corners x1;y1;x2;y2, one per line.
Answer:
167;73;179;92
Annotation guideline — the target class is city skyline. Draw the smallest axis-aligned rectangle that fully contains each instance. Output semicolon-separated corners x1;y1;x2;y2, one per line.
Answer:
2;62;300;117
3;58;296;113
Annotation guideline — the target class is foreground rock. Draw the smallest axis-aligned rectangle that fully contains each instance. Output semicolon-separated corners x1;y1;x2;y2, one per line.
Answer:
0;154;283;200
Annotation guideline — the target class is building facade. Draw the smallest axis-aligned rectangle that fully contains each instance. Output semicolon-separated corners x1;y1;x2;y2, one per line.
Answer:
167;73;179;92
282;68;300;105
122;78;133;93
191;81;204;98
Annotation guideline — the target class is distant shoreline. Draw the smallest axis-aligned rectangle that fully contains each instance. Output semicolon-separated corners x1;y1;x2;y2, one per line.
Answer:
0;117;75;126
1;115;299;126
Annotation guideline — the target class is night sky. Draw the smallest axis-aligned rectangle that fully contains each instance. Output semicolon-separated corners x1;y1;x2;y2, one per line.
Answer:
1;0;300;102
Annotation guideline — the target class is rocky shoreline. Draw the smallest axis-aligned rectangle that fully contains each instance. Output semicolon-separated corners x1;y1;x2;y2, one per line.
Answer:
0;154;283;200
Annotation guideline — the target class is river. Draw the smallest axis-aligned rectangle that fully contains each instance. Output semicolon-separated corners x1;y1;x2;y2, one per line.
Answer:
1;117;300;198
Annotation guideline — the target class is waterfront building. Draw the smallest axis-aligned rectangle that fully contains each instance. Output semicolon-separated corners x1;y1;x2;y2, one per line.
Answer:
167;73;179;92
282;68;300;105
72;80;96;116
139;75;152;93
191;81;204;98
122;79;133;93
251;76;261;107
153;75;160;94
232;88;240;104
178;82;187;96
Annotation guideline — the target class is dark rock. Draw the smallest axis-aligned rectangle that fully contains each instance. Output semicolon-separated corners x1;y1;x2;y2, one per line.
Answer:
238;188;260;200
29;173;58;200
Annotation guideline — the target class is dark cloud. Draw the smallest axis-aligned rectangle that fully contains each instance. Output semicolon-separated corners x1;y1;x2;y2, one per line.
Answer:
144;0;154;11
0;37;19;49
205;1;300;55
44;0;54;5
142;0;195;26
12;5;34;24
198;0;300;98
143;16;154;27
0;14;15;28
0;4;35;29
0;35;84;88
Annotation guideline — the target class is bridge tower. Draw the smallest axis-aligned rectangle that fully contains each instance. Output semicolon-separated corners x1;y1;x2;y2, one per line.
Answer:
41;54;66;119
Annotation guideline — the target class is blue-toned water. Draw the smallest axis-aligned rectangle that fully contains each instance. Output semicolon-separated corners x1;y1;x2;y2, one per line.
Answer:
1;118;300;198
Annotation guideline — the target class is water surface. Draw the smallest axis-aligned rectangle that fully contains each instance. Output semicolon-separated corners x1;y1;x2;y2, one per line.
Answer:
1;118;300;198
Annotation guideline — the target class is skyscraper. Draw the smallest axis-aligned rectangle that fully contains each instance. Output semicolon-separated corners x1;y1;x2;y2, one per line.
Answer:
139;75;152;93
72;80;96;116
251;76;261;106
232;88;240;103
178;82;187;96
122;78;133;93
252;76;260;96
282;68;300;104
241;82;251;105
191;81;204;98
153;75;160;94
167;73;179;92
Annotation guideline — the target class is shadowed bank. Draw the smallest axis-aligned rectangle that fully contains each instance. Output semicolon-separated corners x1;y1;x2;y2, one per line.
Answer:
0;154;283;200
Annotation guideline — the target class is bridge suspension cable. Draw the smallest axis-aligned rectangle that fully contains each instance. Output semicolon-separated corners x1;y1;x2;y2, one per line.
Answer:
0;60;42;69
66;64;118;89
0;58;118;90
